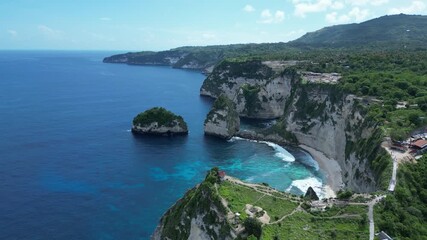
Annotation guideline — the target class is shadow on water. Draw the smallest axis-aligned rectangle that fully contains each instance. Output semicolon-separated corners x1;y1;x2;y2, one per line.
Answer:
202;135;239;163
199;95;215;106
131;132;189;149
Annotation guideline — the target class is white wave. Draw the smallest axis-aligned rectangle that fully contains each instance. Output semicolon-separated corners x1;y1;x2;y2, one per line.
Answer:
126;129;131;132
230;137;295;162
263;141;295;162
286;177;329;199
227;136;243;142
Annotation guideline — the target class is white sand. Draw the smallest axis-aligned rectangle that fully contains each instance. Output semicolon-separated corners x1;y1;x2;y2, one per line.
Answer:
299;144;343;198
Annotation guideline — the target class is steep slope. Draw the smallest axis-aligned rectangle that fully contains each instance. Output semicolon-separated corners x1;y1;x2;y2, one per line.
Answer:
281;84;384;192
152;169;234;240
200;60;295;119
204;95;240;139
290;14;427;48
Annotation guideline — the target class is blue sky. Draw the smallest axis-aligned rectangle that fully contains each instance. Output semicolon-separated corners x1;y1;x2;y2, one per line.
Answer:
1;0;426;50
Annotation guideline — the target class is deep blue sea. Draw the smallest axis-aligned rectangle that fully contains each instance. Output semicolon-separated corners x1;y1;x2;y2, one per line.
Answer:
0;51;324;239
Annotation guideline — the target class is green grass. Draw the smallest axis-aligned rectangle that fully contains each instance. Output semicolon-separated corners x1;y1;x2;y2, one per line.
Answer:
219;181;370;239
263;211;369;240
218;181;298;220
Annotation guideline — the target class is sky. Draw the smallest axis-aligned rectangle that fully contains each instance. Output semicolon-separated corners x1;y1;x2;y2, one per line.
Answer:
1;0;426;51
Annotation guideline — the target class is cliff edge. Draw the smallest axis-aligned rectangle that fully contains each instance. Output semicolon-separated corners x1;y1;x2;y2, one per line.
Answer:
204;95;240;139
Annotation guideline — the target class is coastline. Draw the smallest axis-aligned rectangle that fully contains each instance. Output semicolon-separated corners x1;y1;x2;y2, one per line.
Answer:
299;144;343;198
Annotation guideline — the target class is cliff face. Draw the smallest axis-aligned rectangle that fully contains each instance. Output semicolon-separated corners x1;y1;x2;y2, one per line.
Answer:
152;170;235;240
204;95;240;139
282;85;379;192
132;120;188;136
202;61;384;192
200;60;293;119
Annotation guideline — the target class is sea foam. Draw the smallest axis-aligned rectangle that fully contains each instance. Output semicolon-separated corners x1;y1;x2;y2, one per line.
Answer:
286;176;326;199
230;137;295;162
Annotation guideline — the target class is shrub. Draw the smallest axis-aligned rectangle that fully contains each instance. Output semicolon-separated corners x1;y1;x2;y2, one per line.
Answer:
243;217;262;239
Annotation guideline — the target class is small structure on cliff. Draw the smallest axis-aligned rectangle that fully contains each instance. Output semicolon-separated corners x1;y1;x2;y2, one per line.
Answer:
204;95;240;139
132;107;188;136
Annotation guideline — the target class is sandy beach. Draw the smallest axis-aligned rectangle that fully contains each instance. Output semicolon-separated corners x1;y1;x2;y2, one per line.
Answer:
299;144;343;198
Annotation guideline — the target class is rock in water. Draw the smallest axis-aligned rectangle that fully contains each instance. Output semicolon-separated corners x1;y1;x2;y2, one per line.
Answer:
204;95;240;139
132;107;188;136
305;186;319;200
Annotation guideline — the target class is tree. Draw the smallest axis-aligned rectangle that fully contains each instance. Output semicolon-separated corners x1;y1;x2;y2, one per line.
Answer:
408;112;420;126
390;129;407;141
243;217;262;239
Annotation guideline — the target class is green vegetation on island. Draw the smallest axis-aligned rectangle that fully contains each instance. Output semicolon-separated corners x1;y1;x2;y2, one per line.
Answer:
132;107;188;135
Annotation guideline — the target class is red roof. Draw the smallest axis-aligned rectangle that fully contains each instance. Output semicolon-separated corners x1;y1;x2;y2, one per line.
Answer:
412;139;427;149
218;171;226;178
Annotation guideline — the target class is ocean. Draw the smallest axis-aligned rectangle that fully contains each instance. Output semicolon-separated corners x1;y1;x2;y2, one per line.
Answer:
0;51;324;239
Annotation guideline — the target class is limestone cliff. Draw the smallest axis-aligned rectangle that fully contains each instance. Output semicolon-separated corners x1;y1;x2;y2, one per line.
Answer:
152;169;235;240
200;60;294;119
204;95;240;139
281;85;382;192
132;107;188;136
203;61;387;192
103;49;222;73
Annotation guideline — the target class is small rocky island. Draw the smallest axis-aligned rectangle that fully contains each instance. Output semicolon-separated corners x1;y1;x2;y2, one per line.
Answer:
132;107;188;136
204;95;240;139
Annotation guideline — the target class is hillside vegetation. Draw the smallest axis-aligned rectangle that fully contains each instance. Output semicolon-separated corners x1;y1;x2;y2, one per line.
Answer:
290;14;427;49
374;155;427;240
133;107;187;128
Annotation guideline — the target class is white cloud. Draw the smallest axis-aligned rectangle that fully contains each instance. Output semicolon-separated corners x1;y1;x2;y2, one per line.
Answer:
325;12;351;23
325;7;369;23
294;0;333;17
243;4;255;12
259;9;285;24
275;11;286;22
37;25;63;39
261;9;272;18
7;29;17;37
331;1;345;10
388;1;426;14
293;0;387;17
345;0;369;6
370;0;389;6
345;0;388;6
99;17;111;21
348;7;370;21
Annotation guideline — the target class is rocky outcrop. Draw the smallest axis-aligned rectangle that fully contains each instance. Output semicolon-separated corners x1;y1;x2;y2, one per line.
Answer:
204;95;240;139
132;107;188;136
305;186;319;200
151;169;235;240
200;60;294;119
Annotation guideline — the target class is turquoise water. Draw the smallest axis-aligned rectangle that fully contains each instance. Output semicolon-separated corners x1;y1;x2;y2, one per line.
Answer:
0;51;324;239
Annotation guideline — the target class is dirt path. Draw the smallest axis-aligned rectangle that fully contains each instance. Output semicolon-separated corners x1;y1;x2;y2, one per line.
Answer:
267;205;301;225
368;196;385;240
